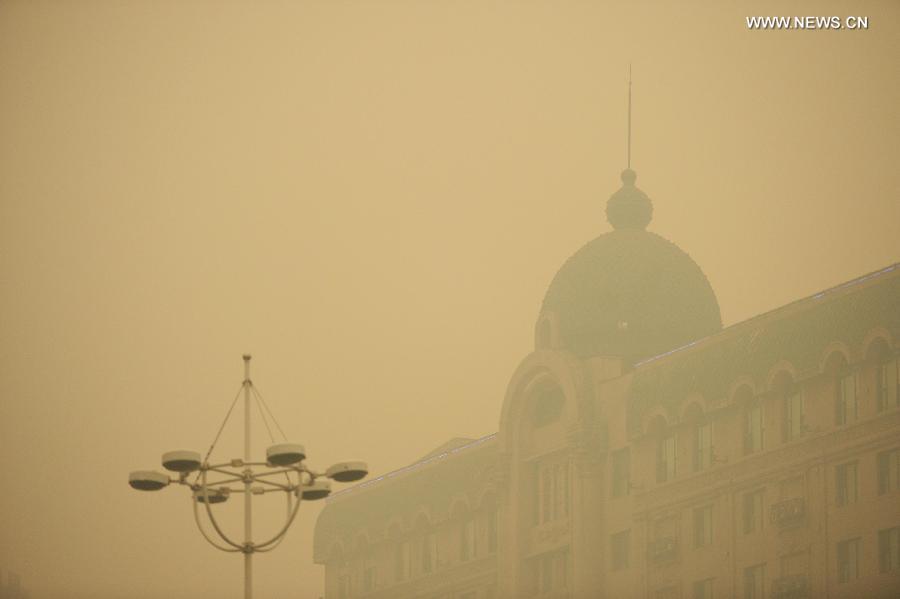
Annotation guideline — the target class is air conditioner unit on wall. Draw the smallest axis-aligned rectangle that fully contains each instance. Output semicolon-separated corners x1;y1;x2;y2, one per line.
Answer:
772;574;809;599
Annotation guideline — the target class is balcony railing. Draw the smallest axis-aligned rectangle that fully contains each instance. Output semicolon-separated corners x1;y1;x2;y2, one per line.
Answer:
648;537;678;562
770;497;806;529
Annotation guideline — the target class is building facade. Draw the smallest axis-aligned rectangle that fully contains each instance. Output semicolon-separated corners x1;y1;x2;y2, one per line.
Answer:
0;571;30;599
313;168;900;599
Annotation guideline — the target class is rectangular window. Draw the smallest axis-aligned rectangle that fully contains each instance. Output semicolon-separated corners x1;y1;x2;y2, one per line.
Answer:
693;578;714;599
537;551;568;594
743;563;765;599
877;448;900;495
535;461;569;524
784;392;804;441
541;467;552;523
610;529;630;571
363;565;376;592
693;505;713;548
421;531;436;574
744;403;764;454
878;358;899;411
837;538;860;583
555;551;568;591
487;508;498;554
835;462;858;506
611;448;631;498
743;490;764;534
395;540;410;582
460;518;475;562
554;463;568;520
657;434;677;483
338;573;350;599
836;373;858;425
694;421;713;472
880;527;900;573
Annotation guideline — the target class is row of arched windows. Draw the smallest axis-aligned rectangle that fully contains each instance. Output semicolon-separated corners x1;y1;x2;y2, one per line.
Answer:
636;333;898;489
328;498;499;597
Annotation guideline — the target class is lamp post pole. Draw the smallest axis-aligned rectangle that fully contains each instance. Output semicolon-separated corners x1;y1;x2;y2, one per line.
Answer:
128;355;369;599
243;354;253;599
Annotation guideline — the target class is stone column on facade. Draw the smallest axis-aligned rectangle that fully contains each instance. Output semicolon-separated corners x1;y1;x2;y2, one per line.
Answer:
569;422;607;599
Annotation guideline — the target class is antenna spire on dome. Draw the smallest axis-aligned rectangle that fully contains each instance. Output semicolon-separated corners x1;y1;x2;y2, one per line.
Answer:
605;66;653;230
627;63;632;170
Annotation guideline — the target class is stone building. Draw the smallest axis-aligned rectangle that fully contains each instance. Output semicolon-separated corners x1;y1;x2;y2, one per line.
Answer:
0;570;30;599
313;167;900;599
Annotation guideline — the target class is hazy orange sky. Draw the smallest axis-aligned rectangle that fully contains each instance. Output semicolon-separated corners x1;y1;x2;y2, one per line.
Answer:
1;1;898;598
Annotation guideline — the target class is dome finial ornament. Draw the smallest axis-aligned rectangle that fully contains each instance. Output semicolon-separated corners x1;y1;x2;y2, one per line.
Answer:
606;69;652;230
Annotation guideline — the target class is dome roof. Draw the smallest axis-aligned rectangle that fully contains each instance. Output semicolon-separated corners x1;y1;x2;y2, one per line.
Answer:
539;170;722;362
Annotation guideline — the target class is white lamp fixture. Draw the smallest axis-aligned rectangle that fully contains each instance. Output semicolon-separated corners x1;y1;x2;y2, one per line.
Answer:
266;443;306;466
162;450;202;473
128;355;367;599
128;470;169;491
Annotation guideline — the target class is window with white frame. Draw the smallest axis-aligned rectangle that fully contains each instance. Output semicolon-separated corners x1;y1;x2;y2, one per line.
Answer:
877;448;900;495
610;529;630;571
693;505;713;548
784;391;804;441
879;526;900;573
486;507;498;554
835;371;858;425
657;434;677;483
743;489;764;534
421;531;436;574
337;571;350;599
743;563;765;599
837;537;860;583
611;448;631;498
744;402;764;454
534;460;569;525
694;421;713;472
460;516;475;562
878;357;899;411
536;549;568;595
692;578;714;599
835;462;858;506
394;540;410;582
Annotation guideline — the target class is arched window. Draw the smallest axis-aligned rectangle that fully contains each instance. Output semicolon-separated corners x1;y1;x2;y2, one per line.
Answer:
448;502;476;563
412;514;435;576
684;403;712;473
648;415;676;483
825;351;857;426
355;536;376;594
869;339;899;412
733;385;763;455
772;371;803;442
533;460;569;524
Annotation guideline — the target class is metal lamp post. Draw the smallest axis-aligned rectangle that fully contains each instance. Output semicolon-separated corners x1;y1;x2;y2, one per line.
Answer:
128;355;367;599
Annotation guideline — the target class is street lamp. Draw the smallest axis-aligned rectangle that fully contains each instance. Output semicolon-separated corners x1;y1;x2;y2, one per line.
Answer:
128;354;367;599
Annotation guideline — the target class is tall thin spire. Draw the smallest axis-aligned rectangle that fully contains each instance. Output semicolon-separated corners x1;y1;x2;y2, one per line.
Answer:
627;64;632;169
607;64;652;231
